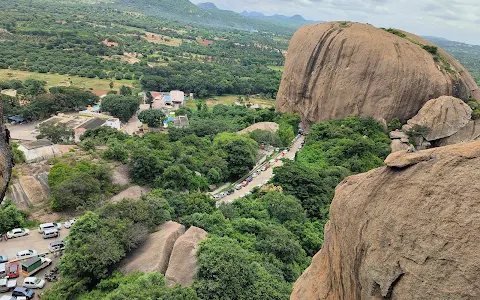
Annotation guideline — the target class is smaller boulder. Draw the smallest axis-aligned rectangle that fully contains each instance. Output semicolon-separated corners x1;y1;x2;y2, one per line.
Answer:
165;226;208;287
389;130;408;140
120;221;185;275
436;120;480;147
391;139;410;153
384;151;434;168
407;96;472;141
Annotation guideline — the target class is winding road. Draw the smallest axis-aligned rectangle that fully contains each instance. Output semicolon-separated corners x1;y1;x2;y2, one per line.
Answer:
218;135;305;204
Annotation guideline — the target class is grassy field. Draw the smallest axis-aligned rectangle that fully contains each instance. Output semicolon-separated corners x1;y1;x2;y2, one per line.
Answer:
267;66;284;72
0;69;135;90
185;95;276;110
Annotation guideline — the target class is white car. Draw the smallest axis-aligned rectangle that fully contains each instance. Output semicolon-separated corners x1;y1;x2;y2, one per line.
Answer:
261;166;267;172
252;172;259;178
23;277;45;289
6;228;30;239
15;250;37;259
63;218;78;229
48;241;66;253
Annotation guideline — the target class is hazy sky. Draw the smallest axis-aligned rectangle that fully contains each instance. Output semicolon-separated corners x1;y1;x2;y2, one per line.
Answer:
190;0;480;45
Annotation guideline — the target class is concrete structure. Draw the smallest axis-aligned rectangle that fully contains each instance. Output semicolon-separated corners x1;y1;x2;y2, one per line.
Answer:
103;118;121;130
173;115;189;128
74;117;106;142
1;89;17;97
170;90;185;108
18;140;61;163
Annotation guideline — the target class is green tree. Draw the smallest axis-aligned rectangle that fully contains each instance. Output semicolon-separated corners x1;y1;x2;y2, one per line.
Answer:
213;133;258;178
145;91;154;106
36;122;74;144
0;200;26;234
138;109;165;127
277;122;294;147
119;85;132;96
194;236;292;300
101;95;140;123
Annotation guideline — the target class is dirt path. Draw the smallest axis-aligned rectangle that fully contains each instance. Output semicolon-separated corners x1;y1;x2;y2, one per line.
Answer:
218;135;305;204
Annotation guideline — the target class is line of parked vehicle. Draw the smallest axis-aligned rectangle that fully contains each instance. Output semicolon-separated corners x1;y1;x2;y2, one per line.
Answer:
0;219;77;299
212;149;289;200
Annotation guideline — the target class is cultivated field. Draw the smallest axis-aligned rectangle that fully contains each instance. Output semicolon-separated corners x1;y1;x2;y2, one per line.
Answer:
0;69;135;90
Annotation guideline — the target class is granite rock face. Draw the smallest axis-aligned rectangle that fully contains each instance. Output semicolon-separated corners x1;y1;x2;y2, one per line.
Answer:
276;22;480;125
165;226;208;287
291;141;480;300
119;221;185;275
406;96;472;141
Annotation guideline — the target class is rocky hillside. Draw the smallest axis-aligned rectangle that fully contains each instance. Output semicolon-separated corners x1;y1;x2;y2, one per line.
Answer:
291;141;480;299
276;22;480;125
0;120;12;204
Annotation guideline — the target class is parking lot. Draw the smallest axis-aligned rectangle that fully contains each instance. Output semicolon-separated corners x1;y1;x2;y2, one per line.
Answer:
0;227;70;299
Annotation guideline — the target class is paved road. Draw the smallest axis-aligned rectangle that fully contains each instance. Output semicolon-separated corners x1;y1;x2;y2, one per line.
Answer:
7;121;40;141
218;135;305;204
0;228;69;261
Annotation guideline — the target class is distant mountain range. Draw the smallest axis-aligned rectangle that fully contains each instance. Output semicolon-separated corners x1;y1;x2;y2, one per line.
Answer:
197;2;218;10
240;10;316;26
196;2;318;28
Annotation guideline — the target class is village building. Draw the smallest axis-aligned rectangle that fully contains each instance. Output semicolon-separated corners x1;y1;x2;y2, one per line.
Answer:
18;140;61;163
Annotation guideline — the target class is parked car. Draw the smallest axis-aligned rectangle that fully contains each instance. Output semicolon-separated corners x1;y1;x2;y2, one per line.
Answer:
15;250;37;259
261;166;267;172
48;241;66;253
241;181;248;187
38;223;61;234
0;295;16;300
265;163;271;169
6;228;30;239
7;262;19;279
252;172;258;178
235;184;242;190
0;255;7;263
23;277;45;289
227;189;235;195
213;194;220;200
12;287;35;299
247;177;253;182
245;191;252;196
63;218;78;229
219;192;227;198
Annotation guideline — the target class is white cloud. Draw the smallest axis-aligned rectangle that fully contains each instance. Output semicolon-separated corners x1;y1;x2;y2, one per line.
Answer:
190;0;480;44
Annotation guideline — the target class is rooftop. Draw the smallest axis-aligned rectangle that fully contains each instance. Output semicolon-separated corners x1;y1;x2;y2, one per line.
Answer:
79;118;106;130
20;139;54;150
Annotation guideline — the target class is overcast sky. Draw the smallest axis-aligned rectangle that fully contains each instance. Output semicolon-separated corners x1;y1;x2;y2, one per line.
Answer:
190;0;480;45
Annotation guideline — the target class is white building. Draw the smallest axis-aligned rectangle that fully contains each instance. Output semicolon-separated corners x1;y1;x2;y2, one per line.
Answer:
18;140;61;163
103;118;121;130
170;90;185;107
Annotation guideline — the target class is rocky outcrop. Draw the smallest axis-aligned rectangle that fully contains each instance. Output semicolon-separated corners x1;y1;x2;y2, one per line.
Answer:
292;141;480;300
120;221;185;275
435;120;480;146
276;22;480;125
406;96;472;141
390;139;410;153
0;124;12;204
110;185;151;203
165;226;207;287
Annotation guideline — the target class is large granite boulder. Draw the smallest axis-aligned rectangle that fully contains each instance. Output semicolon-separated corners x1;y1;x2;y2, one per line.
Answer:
0;125;12;204
276;22;480;125
291;140;480;300
406;96;472;141
165;226;208;287
120;221;185;275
